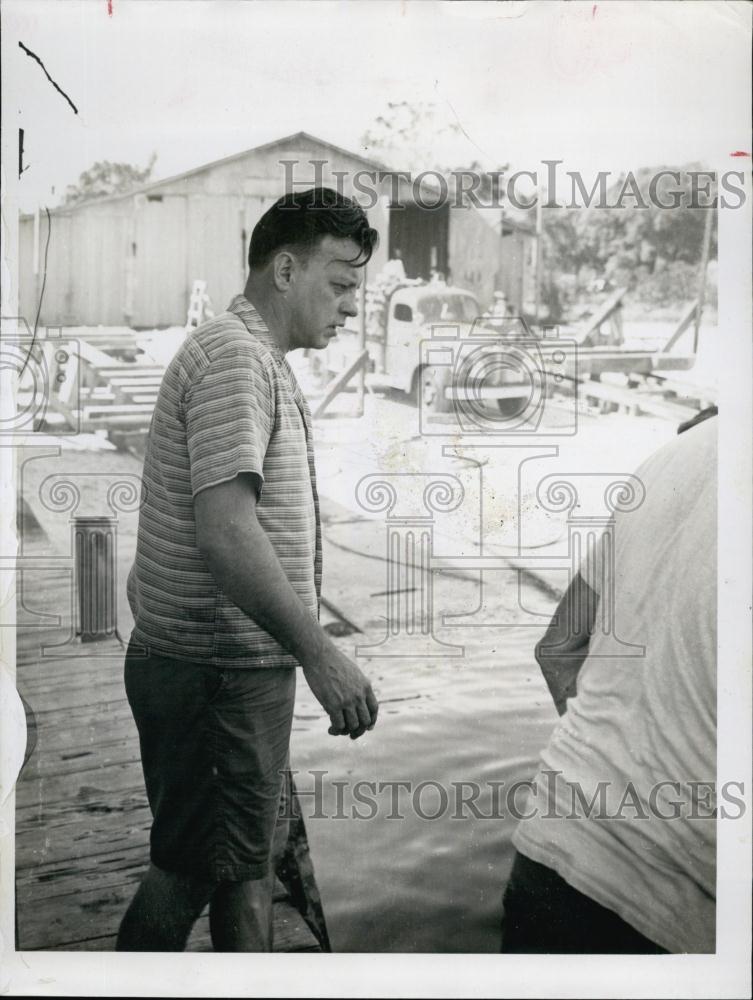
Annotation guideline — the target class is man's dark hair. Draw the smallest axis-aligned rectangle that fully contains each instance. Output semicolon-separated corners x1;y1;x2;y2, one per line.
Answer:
248;187;379;271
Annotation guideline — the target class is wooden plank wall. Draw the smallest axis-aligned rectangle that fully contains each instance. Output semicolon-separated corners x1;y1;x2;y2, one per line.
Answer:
447;203;502;312
18;139;397;331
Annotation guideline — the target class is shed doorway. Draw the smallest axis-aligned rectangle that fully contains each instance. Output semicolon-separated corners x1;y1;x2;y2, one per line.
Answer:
388;202;449;281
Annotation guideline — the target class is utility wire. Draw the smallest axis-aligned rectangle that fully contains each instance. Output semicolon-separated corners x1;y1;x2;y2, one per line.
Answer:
18;206;52;383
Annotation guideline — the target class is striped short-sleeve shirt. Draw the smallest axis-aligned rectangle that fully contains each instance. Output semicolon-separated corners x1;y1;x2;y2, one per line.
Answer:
127;294;322;667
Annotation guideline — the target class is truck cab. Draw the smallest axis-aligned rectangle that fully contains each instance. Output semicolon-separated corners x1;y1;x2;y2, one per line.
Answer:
324;280;536;415
383;284;480;394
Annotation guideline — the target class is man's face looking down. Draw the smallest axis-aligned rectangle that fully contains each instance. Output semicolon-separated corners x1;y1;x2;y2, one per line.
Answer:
284;235;363;351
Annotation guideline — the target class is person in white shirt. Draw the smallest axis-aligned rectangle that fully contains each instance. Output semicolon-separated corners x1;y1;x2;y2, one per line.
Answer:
502;414;717;954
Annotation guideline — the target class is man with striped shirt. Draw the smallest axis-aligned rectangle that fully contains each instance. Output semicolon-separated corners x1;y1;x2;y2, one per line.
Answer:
118;189;380;952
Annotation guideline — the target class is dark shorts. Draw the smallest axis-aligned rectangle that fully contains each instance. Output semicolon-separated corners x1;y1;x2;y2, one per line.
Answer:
125;642;296;883
500;851;668;953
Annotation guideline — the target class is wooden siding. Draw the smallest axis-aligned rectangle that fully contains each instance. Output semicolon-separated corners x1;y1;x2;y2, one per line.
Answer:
448;204;503;311
21;207;129;328
499;230;535;315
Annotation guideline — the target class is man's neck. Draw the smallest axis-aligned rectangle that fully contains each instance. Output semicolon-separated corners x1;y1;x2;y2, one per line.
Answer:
242;278;291;353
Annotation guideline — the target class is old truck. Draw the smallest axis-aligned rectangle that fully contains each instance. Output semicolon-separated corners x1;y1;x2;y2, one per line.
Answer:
324;281;538;417
323;279;701;420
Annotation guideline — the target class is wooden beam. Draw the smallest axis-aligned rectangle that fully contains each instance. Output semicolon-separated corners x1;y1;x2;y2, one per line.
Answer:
312;349;369;418
694;208;714;352
663;299;698;354
579;377;696;421
578;287;628;342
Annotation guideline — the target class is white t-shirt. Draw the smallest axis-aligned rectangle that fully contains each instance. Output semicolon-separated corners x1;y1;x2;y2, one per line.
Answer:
513;417;717;953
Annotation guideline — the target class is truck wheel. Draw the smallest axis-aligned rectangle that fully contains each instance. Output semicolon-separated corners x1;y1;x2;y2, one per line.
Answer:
416;366;453;413
496;397;528;419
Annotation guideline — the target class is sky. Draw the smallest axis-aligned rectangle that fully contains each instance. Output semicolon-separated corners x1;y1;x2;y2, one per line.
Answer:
2;0;751;212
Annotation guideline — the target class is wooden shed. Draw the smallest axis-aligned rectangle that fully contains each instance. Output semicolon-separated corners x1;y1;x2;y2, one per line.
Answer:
19;132;536;329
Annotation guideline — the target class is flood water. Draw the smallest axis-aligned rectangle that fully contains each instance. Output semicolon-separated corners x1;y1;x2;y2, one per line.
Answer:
287;387;674;953
290;570;559;953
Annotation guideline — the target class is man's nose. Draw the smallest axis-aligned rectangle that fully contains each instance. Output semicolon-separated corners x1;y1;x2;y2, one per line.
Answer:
341;295;358;318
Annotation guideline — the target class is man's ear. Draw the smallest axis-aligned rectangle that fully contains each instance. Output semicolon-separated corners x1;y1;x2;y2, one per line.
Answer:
272;250;296;292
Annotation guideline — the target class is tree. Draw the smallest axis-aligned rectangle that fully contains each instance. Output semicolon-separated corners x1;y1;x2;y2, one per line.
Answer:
542;166;718;311
63;152;157;205
361;101;464;172
361;102;508;204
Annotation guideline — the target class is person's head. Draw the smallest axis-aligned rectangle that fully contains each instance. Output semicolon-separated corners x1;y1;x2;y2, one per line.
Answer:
245;188;379;351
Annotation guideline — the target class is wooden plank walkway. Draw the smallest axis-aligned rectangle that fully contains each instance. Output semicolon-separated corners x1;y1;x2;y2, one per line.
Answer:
14;573;320;952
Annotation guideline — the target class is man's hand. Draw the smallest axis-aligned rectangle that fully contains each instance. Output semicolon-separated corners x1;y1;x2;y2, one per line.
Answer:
195;474;379;739
303;648;378;740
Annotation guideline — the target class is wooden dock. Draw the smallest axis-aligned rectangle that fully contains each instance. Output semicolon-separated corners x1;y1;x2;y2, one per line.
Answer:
14;572;322;952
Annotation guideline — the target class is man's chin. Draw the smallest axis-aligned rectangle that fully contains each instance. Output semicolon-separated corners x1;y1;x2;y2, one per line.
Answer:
306;338;329;352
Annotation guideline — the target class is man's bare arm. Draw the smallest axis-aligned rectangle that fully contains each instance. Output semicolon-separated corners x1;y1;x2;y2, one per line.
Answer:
194;473;378;739
535;570;599;716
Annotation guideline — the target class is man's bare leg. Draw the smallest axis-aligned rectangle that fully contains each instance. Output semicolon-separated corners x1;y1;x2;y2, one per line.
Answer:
208;870;275;952
116;864;213;952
